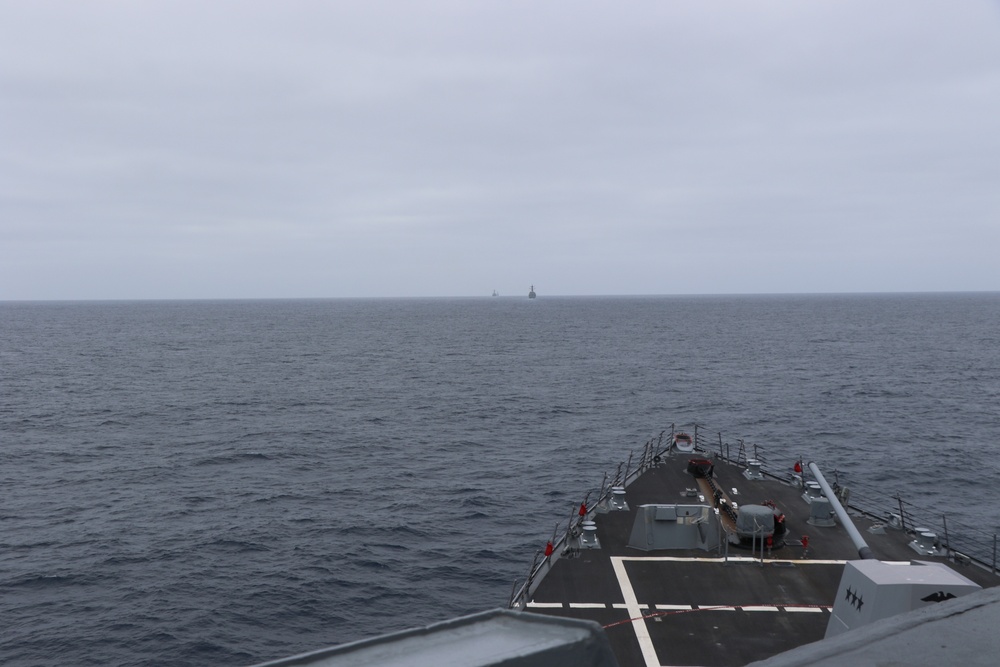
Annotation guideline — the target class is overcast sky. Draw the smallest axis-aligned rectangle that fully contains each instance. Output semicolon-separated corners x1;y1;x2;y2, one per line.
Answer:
2;1;998;299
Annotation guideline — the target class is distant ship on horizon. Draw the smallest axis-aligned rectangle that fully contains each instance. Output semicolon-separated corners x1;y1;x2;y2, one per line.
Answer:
528;285;536;299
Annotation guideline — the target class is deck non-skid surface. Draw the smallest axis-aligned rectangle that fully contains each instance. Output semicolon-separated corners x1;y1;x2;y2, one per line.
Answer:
529;556;838;667
525;450;996;666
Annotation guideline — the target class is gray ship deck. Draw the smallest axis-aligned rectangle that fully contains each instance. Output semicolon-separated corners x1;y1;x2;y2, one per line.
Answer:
523;448;999;667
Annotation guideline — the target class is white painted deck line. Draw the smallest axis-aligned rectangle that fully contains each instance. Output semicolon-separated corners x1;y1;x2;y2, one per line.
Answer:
531;601;827;613
617;556;848;565
611;557;661;667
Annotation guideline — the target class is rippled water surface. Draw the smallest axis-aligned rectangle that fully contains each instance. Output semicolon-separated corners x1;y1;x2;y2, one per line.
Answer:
2;294;999;666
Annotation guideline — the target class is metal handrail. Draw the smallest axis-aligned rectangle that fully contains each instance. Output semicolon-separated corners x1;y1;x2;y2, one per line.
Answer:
509;431;673;609
508;426;1000;608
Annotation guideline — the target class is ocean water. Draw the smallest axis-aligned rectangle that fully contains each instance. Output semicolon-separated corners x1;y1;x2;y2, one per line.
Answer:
2;293;999;666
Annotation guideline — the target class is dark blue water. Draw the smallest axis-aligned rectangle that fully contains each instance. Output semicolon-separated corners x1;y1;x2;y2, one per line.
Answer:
2;294;999;666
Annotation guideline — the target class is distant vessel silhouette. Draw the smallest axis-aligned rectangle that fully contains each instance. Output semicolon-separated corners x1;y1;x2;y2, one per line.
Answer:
528;285;536;299
492;290;498;297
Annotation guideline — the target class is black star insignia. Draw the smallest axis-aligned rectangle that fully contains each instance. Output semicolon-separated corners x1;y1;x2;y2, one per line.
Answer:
843;588;862;611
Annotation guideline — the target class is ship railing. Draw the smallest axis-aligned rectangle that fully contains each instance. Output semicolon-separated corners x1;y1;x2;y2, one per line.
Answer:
512;427;770;608
843;486;999;574
710;433;776;475
711;437;999;575
508;430;670;609
511;429;1000;610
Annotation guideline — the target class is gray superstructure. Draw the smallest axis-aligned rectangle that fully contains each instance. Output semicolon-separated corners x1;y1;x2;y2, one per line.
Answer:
508;425;1000;666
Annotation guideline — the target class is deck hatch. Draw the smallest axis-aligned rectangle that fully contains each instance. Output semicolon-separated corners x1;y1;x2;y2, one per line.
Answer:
654;506;677;521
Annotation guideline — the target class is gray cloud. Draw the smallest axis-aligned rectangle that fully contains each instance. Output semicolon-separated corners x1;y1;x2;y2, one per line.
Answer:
2;0;998;298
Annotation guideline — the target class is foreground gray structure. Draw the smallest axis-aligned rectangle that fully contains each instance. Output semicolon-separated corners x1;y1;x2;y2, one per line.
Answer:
750;585;1000;667
249;610;620;667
